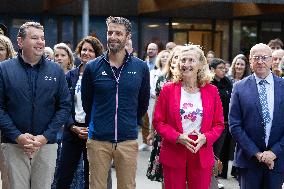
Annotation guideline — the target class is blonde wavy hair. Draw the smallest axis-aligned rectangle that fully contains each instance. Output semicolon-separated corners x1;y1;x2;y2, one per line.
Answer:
154;50;171;69
162;45;183;79
0;35;16;59
54;43;74;71
173;45;213;86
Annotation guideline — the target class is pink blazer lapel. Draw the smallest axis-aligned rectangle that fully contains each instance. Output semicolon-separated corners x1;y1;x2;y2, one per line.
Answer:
200;85;210;133
174;82;183;133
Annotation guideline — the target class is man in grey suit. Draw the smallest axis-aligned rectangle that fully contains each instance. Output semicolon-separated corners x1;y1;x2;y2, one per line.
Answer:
229;43;284;189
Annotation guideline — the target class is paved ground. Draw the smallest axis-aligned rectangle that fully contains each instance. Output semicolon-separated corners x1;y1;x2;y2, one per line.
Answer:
1;131;282;189
111;132;240;189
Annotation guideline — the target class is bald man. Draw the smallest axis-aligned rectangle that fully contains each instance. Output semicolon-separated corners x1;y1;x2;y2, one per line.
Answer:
145;43;158;71
165;42;176;51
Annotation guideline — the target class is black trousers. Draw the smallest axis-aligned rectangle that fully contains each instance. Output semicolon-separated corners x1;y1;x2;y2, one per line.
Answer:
56;139;89;189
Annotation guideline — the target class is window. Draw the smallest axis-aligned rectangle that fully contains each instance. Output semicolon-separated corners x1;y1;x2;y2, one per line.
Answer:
232;20;257;58
44;16;57;48
215;20;229;60
140;18;169;59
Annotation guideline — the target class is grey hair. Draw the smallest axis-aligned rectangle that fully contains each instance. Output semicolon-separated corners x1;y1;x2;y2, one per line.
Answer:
17;22;44;38
106;16;132;34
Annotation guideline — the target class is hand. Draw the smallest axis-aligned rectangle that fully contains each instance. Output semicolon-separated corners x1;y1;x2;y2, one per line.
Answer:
16;133;35;146
72;126;88;139
261;150;276;163
16;133;41;158
78;127;88;139
23;143;40;158
191;130;207;153
176;133;196;153
146;132;154;145
255;152;263;162
261;150;276;170
255;151;276;170
33;135;48;147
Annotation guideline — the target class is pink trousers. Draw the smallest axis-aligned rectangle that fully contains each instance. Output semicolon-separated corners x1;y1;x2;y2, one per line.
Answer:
163;136;212;189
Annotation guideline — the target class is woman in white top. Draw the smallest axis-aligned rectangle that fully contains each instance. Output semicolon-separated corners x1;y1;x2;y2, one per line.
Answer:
148;50;171;133
55;36;106;189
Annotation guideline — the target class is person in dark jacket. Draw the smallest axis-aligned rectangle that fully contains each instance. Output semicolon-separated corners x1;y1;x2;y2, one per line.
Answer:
56;36;112;189
0;21;71;189
82;16;150;189
210;58;233;179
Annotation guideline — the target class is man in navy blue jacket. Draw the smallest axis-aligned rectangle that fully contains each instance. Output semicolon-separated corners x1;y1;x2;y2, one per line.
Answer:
82;16;150;189
229;43;284;189
0;22;71;189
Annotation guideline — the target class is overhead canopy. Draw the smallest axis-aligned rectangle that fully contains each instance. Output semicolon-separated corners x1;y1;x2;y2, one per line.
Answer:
0;0;284;18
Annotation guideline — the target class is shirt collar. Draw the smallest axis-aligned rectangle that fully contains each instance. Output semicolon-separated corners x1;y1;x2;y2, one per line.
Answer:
254;72;273;85
18;49;43;68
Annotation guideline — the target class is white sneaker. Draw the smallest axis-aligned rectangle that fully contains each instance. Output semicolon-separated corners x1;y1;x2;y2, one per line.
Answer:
139;143;151;151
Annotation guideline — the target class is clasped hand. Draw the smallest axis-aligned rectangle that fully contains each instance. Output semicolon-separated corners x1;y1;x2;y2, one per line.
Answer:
177;130;206;153
16;133;47;158
71;126;89;139
255;151;276;170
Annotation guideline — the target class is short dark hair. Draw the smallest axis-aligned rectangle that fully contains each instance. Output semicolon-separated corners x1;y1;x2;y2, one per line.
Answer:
106;16;132;34
75;36;104;57
210;58;225;69
17;22;44;38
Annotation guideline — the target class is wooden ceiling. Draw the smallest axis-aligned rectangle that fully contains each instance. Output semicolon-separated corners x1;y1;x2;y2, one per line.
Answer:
0;0;284;19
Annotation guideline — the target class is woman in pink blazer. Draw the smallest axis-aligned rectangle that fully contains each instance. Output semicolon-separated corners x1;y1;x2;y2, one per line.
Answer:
153;45;224;189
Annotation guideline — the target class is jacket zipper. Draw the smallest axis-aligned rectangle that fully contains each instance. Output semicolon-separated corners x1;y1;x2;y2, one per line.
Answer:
110;64;125;148
103;54;130;149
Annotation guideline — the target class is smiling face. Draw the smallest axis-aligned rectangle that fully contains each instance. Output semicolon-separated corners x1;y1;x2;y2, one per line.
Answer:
54;48;70;71
250;44;272;78
107;23;129;53
80;42;96;64
234;58;246;75
17;27;45;60
160;51;170;69
179;50;202;79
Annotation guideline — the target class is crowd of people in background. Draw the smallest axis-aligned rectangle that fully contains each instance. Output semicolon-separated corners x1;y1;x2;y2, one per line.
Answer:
0;16;284;189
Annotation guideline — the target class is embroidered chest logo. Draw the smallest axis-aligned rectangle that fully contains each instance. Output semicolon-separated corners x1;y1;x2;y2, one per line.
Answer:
128;71;136;75
102;71;107;76
45;76;57;82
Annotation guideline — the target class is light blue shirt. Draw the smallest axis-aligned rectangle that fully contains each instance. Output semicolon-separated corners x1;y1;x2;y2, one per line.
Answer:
254;72;274;146
147;57;156;71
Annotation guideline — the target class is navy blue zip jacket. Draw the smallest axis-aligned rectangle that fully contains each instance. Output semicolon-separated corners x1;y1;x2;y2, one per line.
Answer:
0;55;72;144
81;51;150;142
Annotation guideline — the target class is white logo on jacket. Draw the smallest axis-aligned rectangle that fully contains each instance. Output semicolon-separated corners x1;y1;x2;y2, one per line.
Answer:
102;71;107;76
128;71;136;75
45;76;57;82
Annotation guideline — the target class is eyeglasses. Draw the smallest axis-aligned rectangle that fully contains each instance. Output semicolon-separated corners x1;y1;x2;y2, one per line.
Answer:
216;66;226;70
251;55;271;62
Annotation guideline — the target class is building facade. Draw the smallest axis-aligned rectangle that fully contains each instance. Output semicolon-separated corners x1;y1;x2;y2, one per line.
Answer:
1;0;284;61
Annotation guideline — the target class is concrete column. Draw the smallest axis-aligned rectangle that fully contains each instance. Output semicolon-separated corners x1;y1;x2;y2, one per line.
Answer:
82;0;89;37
